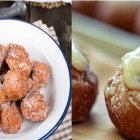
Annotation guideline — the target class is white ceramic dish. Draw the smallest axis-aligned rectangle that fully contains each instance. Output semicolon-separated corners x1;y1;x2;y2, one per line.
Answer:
0;19;71;140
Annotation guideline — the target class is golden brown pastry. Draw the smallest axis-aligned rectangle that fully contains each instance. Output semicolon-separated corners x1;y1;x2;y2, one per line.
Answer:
6;43;33;76
3;70;27;101
20;91;49;122
72;42;98;123
32;61;49;87
26;61;49;93
105;47;140;139
1;102;23;134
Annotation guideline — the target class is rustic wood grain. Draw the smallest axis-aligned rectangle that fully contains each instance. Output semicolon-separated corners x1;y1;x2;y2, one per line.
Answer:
28;4;71;64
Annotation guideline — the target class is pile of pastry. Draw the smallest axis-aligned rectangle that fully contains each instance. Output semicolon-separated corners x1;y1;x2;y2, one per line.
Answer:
0;43;49;134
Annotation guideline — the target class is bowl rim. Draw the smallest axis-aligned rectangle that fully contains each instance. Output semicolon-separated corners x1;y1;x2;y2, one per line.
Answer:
0;18;71;140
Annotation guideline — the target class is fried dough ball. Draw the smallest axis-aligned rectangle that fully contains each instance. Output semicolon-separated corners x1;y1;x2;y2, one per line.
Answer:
7;43;28;59
6;43;33;76
105;68;140;139
27;78;41;93
27;62;49;93
3;70;27;101
21;92;49;122
32;61;49;87
1;102;23;134
72;66;98;123
0;44;7;68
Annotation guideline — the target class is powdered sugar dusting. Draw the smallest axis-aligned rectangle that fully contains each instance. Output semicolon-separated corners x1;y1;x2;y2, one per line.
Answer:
0;43;51;134
21;91;49;122
105;67;137;113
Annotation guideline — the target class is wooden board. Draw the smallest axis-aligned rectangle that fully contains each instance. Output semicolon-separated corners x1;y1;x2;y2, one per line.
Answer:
29;3;71;62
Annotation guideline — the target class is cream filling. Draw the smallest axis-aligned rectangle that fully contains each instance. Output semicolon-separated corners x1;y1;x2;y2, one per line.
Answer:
72;42;88;71
121;47;140;89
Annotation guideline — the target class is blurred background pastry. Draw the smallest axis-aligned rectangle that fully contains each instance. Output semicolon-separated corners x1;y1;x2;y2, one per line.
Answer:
72;42;98;123
73;1;140;35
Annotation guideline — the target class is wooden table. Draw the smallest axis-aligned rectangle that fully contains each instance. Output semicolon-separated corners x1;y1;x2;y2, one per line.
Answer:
27;3;71;63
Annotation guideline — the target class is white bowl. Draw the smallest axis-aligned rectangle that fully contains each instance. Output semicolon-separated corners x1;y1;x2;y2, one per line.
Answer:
0;19;71;140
